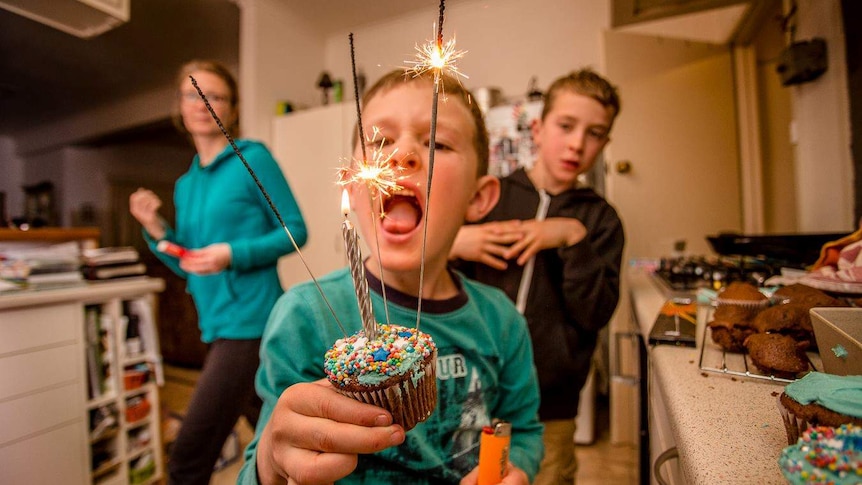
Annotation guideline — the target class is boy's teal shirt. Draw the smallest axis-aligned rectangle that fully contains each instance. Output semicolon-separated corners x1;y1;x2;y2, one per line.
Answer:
238;268;544;484
144;139;307;342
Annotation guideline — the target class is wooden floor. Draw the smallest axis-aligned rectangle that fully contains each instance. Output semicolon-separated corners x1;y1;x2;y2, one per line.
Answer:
159;365;638;485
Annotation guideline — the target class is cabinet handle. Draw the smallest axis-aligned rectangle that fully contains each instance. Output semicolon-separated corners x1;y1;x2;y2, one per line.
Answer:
653;447;679;485
615;160;633;174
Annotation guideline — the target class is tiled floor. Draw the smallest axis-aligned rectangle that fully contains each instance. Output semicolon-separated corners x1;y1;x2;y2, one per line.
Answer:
160;365;638;485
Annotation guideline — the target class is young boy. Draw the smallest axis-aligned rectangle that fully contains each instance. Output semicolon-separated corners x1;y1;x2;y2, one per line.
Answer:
451;69;624;485
238;70;544;485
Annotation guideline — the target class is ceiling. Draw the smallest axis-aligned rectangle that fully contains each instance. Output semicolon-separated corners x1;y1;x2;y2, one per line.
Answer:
0;0;437;138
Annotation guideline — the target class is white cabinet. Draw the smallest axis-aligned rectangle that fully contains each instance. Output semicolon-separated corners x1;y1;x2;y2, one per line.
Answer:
271;104;356;289
0;278;164;485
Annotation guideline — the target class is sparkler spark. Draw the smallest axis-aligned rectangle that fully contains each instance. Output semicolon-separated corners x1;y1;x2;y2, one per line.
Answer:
405;34;468;82
337;128;405;201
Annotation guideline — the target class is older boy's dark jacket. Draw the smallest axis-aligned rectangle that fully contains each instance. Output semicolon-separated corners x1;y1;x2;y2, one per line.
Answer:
456;168;624;420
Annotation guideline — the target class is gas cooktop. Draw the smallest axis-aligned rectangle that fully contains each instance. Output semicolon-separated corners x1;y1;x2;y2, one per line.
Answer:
652;255;784;293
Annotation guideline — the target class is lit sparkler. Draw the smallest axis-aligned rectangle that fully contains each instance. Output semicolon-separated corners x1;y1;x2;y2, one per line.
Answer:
410;0;453;330
405;35;468;83
337;128;404;202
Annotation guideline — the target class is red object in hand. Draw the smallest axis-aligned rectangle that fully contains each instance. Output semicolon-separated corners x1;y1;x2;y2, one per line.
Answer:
157;240;188;258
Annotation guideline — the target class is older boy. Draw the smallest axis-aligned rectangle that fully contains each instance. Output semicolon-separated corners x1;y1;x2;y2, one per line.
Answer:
238;69;544;485
452;68;624;485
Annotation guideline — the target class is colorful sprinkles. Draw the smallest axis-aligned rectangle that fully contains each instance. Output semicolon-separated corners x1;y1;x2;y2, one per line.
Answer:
779;424;862;484
324;323;436;388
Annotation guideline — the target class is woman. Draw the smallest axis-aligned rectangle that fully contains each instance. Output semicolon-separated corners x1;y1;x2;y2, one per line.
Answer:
129;59;307;485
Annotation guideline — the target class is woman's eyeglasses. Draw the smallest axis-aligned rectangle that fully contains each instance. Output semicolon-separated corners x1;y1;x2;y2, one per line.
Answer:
180;92;231;105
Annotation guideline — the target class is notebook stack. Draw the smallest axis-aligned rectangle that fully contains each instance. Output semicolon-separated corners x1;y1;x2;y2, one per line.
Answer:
81;246;146;280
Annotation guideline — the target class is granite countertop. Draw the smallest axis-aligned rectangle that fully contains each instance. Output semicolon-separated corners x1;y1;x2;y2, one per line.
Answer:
628;268;790;484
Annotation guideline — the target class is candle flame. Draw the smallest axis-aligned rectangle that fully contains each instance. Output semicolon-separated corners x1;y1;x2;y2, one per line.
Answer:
341;189;351;216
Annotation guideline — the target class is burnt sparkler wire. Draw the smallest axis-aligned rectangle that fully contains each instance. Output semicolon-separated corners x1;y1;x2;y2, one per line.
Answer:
189;75;347;337
350;33;391;326
415;0;446;332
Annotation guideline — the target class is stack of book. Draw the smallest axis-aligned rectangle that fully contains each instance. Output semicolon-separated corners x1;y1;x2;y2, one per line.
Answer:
82;246;146;280
1;241;85;286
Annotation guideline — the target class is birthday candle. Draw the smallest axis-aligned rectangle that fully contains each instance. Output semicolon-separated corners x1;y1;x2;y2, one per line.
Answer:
341;190;377;340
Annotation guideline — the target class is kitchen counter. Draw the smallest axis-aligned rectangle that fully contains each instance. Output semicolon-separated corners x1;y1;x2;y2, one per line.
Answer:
628;268;789;484
0;277;164;310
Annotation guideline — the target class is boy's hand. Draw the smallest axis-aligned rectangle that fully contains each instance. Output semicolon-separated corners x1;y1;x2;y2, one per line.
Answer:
459;462;530;485
451;221;524;270
256;379;406;485
179;243;232;275
503;218;587;266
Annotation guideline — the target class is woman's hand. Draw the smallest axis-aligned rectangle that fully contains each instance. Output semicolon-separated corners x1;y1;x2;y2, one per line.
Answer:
256;379;406;485
179;243;232;275
459;462;530;485
451;220;525;270
129;188;166;240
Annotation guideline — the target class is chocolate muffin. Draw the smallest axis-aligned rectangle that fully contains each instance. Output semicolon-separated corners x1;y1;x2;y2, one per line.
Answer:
707;301;761;352
750;304;813;345
717;281;770;307
743;333;810;379
772;283;847;308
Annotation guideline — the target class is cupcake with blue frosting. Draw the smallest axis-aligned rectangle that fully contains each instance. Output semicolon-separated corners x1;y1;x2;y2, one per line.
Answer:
324;323;437;431
778;372;862;445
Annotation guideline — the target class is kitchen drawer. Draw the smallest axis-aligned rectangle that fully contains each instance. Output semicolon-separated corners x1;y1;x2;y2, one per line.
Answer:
0;383;84;445
0;345;82;401
0;302;82;356
0;420;89;484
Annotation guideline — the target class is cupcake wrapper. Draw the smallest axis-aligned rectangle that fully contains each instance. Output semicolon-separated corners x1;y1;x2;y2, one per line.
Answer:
777;395;809;445
335;353;438;431
714;299;770;308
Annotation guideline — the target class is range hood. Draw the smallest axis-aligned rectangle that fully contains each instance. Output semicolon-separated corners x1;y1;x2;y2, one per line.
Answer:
0;0;129;38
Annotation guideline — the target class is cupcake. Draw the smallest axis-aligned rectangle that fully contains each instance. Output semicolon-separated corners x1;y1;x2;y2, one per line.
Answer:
777;372;862;445
324;323;437;431
778;424;862;484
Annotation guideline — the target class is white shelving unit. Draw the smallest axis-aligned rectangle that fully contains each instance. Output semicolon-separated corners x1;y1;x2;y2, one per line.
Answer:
84;293;163;485
0;278;164;485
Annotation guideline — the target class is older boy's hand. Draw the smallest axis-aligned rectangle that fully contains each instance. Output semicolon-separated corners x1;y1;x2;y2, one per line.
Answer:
256;379;406;485
459;462;530;485
504;218;587;266
451;221;524;270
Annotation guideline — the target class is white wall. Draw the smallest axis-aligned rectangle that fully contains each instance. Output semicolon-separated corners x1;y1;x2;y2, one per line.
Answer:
238;0;327;145
792;0;854;231
240;0;611;145
322;0;610;104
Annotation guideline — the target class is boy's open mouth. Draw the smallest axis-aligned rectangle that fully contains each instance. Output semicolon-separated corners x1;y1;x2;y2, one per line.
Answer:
381;190;423;235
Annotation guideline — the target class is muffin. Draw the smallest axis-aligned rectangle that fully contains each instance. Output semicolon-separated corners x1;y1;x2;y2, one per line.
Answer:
743;333;809;379
773;283;848;309
778;424;862;484
716;281;770;307
750;304;813;345
777;371;862;444
707;303;760;352
324;323;437;431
